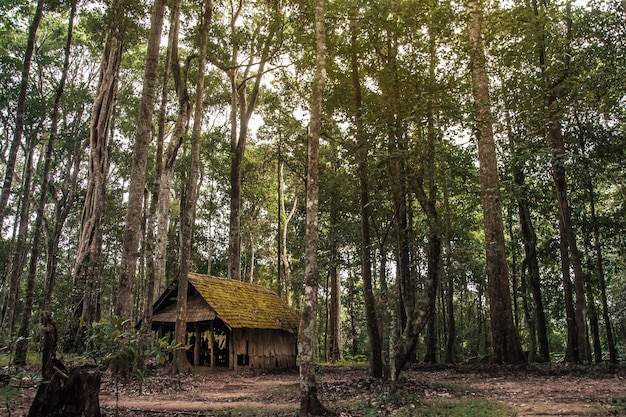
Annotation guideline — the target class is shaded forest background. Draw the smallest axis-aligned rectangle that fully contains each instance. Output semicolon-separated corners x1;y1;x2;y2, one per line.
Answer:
0;0;625;376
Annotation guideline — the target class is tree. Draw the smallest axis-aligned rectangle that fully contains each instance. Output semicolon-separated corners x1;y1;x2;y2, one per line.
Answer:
224;0;280;280
349;0;382;377
533;0;589;363
70;0;126;350
152;0;190;302
298;0;333;414
466;0;525;364
171;0;211;374
0;0;44;234
117;0;167;321
13;0;79;365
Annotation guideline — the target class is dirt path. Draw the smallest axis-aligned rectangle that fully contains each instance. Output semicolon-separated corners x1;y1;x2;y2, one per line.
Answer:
99;371;300;413
421;368;626;416
5;365;625;416
96;365;626;416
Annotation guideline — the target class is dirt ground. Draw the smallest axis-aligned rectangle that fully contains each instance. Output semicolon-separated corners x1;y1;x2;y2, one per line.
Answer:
3;363;626;416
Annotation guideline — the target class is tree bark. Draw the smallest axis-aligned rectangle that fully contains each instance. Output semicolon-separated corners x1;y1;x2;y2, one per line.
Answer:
117;0;167;321
144;3;173;325
172;0;211;374
0;0;44;233
443;172;455;364
278;160;296;304
533;0;589;363
328;219;342;363
14;0;78;365
227;6;278;280
71;1;124;349
3;131;36;337
558;217;578;362
154;0;190;298
350;0;383;377
504;107;551;362
466;0;525;364
587;178;617;363
299;0;332;414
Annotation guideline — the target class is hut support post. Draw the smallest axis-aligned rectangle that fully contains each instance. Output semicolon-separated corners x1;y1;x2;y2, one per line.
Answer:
230;330;237;370
210;321;215;369
194;323;201;366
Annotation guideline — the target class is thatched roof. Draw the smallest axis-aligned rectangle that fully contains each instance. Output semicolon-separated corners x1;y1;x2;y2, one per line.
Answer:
152;293;216;323
152;273;298;333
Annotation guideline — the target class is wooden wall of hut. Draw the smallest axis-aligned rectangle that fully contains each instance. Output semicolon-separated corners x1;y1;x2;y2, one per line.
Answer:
232;329;297;369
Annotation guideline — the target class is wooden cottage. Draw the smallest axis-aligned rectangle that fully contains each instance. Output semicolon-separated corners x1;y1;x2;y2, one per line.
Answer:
151;273;298;369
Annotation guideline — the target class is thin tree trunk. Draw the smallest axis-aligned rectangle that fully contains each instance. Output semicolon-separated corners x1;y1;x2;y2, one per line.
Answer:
154;0;190;297
43;133;83;312
443;171;455;364
533;0;589;363
3;133;36;337
466;0;525;364
328;246;342;363
558;217;578;362
13;0;78;365
587;179;617;363
520;260;537;362
0;0;44;233
172;0;211;374
278;161;296;305
227;6;278;281
299;0;332;413
117;0;167;321
350;0;382;377
505;108;550;361
144;4;173;325
585;279;602;363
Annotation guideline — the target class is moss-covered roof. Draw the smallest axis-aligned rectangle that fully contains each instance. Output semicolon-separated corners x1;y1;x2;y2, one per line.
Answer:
187;273;298;333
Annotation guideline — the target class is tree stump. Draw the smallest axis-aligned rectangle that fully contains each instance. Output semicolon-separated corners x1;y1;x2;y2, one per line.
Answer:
28;312;101;417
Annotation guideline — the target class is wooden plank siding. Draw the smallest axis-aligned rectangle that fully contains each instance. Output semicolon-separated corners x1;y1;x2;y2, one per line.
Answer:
233;328;297;369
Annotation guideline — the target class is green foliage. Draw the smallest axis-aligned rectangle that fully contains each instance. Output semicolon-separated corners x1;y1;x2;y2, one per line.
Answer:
84;316;181;379
358;395;513;417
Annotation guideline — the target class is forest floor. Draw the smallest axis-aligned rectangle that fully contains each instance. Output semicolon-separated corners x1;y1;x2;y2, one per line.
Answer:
4;363;626;416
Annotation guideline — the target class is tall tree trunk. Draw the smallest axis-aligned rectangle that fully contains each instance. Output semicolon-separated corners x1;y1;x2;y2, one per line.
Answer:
298;0;331;414
71;0;124;349
13;0;78;365
278;160;296;304
547;110;589;363
520;261;537;362
350;0;383;377
585;279;602;363
443;171;455;364
558;217;578;362
144;4;173;325
117;0;167;321
587;178;617;363
0;0;44;232
533;0;589;363
3;133;36;337
505;109;550;361
328;195;342;362
227;5;278;280
466;0;525;364
154;0;189;297
172;0;211;374
43;133;83;312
